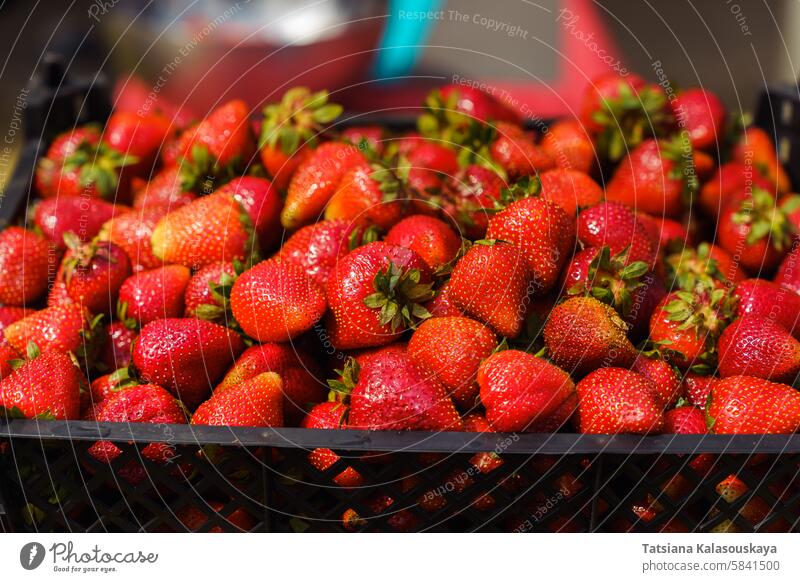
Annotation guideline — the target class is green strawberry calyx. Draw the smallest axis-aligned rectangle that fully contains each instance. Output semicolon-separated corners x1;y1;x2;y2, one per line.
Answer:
62;141;137;199
363;261;435;332
327;357;360;403
490;175;541;213
665;242;728;291
731;188;799;252
259;87;343;155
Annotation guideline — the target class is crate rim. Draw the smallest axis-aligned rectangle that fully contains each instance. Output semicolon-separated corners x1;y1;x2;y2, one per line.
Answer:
2;419;800;454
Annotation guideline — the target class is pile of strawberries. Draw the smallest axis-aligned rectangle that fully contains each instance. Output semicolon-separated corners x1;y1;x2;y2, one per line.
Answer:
2;71;800;464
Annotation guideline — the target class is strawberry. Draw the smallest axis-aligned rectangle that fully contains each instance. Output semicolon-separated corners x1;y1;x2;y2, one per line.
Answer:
489;121;554;179
707;375;800;434
605;138;695;218
34;126;101;197
717;316;800;382
664;242;745;290
735;278;800;337
733;126;790;194
424;282;463;318
118;265;191;326
324;162;405;230
342;351;462;431
104;110;171;173
177;99;256;191
405;141;460;176
300;401;364;487
99;206;168;272
325;242;433;350
0;348;83;419
636;213;690;251
34;196;123;248
448;240;530;337
649;285;736;370
538;168;603;217
478;349;575;432
698;161;775;218
341;126;385;153
112;76;194;130
216;176;283;252
132;317;244;409
441;164;505;239
408;316;498;408
539;119;595;173
717;189;797;274
275;219;356;287
486;193;574;295
171;502;257;533
575;367;664;434
385;215;461;270
230;259;326;342
437;85;520;124
576;201;657;266
258;87;342;189
49;138;136;201
192;372;283;427
98;319;137;372
82;369;137;413
282;141;367;229
711;474;789;532
57;238;131;314
218;343;324;426
0;306;28;331
0;227;56;306
671;88;725;150
150;190;257;269
774;245;800;294
184;261;235;319
682;371;719;408
663;404;713;473
4;303;89;355
543;296;636;376
132;167;196;209
632;354;681;408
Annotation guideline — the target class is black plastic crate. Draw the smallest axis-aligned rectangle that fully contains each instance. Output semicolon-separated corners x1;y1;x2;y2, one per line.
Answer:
1;56;800;533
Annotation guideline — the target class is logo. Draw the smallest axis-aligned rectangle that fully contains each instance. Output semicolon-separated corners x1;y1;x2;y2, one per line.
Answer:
20;542;46;570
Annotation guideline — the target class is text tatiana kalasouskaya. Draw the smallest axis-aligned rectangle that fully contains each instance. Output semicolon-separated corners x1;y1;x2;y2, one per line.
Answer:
642;543;777;557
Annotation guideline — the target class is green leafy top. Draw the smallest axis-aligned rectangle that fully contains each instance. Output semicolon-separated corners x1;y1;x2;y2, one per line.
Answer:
259;87;343;154
62;141;137;199
363;261;435;332
732;188;800;251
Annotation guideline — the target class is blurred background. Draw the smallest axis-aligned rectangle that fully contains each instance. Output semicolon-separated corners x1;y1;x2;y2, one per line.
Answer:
1;0;799;193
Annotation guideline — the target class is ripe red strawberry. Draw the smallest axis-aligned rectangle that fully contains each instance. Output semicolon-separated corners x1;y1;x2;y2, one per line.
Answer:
83;370;134;412
99;206;168;272
575;367;664;434
0;349;83;419
88;383;186;470
708;375;800;434
478;349;575;432
282;141;367;229
178;99;256;173
441;164;505;239
663;404;713;474
0;306;27;331
699;161;776;218
150;190;256;269
132;167;196;209
192;372;283;427
345;350;462;431
605;138;693;218
717;189;797;274
665;242;745;290
34;196;123;248
448;240;529;337
57;238;131;314
711;474;790;533
717;316;800;383
104;110;171;174
437;85;520;123
671;88;725;150
216;176;283;252
184;261;235;319
538;168;603;216
682;371;719;408
385;215;461;270
325;242;433;350
4;304;89;355
300;401;364;487
580;73;647;133
632;354;681;408
118;265;191;326
275;219;356;286
132;317;244;409
218;343;324;426
172;501;257;533
733;126;790;194
486;195;573;295
230;259;326;342
405;141;460;176
489;121;554;179
649;286;736;370
0;227;56;307
324;163;405;230
636;213;690;251
98;318;137;371
774;246;800;294
544;296;636;376
539;119;595;173
735;278;800;337
408;316;498;408
576;201;657;266
258;87;342;189
34;126;101;197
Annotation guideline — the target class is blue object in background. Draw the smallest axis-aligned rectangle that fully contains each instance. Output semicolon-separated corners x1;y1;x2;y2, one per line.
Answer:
374;0;444;79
